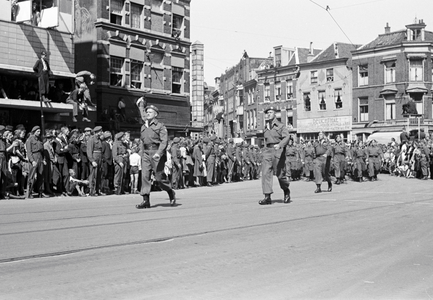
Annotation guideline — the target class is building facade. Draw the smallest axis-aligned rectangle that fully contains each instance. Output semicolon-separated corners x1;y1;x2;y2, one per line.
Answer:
0;0;79;129
351;20;433;142
296;42;358;141
75;0;191;137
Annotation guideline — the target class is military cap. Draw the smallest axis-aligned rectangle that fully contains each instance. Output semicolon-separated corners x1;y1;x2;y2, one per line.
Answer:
264;106;277;113
16;124;25;130
103;131;112;139
41;50;47;56
0;125;6;132
5;125;13;131
93;126;102;132
145;104;159;114
84;127;92;132
115;132;125;140
173;137;180;143
203;137;210;143
31;126;40;133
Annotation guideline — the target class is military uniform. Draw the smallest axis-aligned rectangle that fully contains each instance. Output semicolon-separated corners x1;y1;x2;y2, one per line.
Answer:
135;100;176;208
333;140;347;184
170;137;182;189
353;144;367;181
285;142;299;180
226;139;236;182
365;142;383;180
87;127;103;196
313;137;333;193
112;132;128;194
302;144;315;180
260;107;291;204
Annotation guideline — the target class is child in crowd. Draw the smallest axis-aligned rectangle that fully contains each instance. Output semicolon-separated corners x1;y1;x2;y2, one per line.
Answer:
129;146;141;194
67;169;89;196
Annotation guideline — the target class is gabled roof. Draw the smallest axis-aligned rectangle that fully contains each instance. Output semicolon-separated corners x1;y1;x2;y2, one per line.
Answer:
312;43;360;62
358;30;433;50
288;48;321;65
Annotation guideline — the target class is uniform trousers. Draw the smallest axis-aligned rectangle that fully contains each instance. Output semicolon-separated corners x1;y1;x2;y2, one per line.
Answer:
206;155;216;183
333;153;346;179
140;150;173;196
285;156;297;178
303;156;314;177
314;155;332;185
261;147;290;195
114;162;124;190
354;158;365;178
368;157;381;177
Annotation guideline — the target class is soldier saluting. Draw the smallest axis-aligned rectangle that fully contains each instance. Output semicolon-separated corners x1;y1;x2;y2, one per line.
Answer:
135;96;176;209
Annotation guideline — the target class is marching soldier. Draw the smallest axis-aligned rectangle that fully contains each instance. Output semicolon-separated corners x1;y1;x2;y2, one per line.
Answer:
303;140;315;181
333;135;348;184
226;138;236;182
260;107;291;205
353;141;367;182
365;139;384;181
313;131;333;193
135;97;176;209
285;137;299;181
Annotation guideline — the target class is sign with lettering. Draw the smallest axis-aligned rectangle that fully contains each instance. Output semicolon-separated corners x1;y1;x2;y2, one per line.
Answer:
297;116;352;133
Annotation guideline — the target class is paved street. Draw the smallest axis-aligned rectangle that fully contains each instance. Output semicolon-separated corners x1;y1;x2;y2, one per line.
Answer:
0;175;432;300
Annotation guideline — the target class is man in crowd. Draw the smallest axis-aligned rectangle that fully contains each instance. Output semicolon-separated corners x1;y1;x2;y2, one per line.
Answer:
33;51;52;103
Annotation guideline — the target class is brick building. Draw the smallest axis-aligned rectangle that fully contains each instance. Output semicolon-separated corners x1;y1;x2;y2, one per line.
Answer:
352;19;433;142
75;0;191;137
0;0;79;129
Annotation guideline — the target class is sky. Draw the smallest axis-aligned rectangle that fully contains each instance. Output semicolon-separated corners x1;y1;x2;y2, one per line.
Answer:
190;0;433;85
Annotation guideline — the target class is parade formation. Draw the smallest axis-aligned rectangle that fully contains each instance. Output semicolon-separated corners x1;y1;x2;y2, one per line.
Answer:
0;98;432;208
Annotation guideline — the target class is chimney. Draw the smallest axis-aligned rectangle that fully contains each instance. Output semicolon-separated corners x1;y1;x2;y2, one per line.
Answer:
307;42;315;62
385;22;390;33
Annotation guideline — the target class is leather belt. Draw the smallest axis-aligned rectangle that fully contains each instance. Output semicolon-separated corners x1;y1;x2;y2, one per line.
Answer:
143;144;159;150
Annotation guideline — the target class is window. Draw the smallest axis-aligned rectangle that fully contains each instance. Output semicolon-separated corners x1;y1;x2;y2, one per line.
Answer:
110;57;124;86
334;88;343;109
318;90;326;110
131;61;142;89
384;61;396;83
275;82;281;101
286;81;293;99
304;93;311;111
311;71;318;84
172;14;184;39
131;4;142;29
151;0;163;11
359;65;368;86
326;68;334;82
110;0;124;25
172;67;183;94
264;84;270;102
409;59;423;82
385;100;396;120
359;98;368;122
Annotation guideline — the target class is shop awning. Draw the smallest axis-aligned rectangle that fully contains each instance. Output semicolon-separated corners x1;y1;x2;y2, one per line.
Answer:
366;131;400;145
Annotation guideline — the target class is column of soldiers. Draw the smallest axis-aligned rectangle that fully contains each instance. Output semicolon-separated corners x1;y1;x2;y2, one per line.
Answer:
0;118;432;201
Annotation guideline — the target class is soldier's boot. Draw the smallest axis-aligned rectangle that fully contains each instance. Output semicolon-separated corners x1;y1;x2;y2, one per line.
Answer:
314;184;322;193
327;181;332;192
259;194;272;205
283;189;291;203
136;194;150;209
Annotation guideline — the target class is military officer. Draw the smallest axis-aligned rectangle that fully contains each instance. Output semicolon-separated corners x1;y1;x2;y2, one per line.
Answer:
135;97;176;209
260;107;291;205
